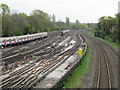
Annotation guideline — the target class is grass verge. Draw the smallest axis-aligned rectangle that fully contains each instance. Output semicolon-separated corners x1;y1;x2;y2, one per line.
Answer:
89;31;120;50
63;45;91;88
96;38;120;50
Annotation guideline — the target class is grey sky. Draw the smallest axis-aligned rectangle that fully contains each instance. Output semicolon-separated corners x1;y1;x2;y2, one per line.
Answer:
0;0;119;23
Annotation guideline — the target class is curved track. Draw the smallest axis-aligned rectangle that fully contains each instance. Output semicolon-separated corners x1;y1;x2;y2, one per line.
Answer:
82;31;119;88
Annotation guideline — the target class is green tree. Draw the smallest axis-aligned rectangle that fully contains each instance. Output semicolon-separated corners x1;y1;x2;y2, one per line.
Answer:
0;4;10;15
75;20;80;30
1;4;68;37
52;14;56;22
66;17;70;29
116;13;120;43
95;15;118;42
56;21;66;30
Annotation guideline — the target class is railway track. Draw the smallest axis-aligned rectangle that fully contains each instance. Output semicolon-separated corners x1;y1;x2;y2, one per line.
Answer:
82;31;119;88
1;32;69;64
1;46;64;88
92;38;112;88
0;32;80;89
1;33;70;76
29;33;81;89
95;39;119;88
2;31;61;58
2;38;49;58
2;33;58;58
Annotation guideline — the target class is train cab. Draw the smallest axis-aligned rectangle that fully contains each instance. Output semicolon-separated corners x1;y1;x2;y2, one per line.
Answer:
60;32;64;36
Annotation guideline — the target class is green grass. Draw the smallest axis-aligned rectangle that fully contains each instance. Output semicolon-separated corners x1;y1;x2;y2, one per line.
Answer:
89;31;94;36
89;31;120;50
96;38;120;50
63;46;91;88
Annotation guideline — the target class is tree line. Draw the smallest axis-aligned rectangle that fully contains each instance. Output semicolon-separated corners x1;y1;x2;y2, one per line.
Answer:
0;4;89;37
94;13;120;43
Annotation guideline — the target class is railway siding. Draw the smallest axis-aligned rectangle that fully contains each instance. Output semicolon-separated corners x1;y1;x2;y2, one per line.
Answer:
33;33;87;88
0;31;88;89
0;31;73;88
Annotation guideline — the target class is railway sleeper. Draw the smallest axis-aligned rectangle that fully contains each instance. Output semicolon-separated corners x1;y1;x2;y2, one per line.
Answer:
21;74;35;86
11;77;26;88
25;76;37;87
1;81;10;88
1;75;19;85
9;76;24;88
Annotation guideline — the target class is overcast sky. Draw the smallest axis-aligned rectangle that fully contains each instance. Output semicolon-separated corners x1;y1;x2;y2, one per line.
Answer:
0;0;119;23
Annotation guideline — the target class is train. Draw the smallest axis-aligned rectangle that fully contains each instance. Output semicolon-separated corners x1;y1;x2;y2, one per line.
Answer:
0;32;48;47
60;30;69;36
0;29;70;48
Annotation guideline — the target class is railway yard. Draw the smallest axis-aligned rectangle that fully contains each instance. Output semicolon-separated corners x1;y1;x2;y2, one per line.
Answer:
0;30;87;89
0;30;119;89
